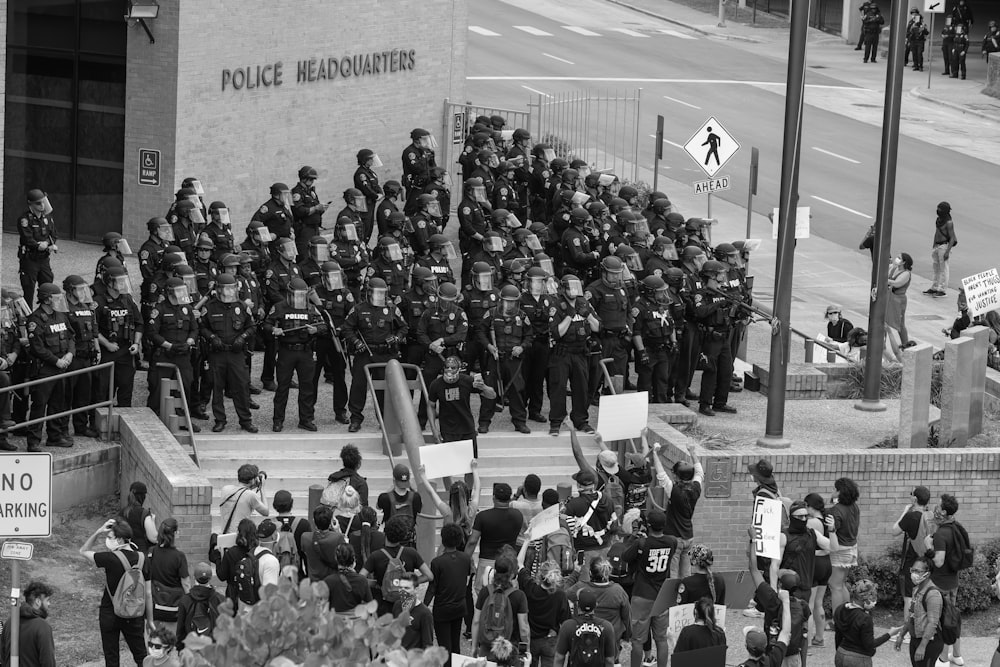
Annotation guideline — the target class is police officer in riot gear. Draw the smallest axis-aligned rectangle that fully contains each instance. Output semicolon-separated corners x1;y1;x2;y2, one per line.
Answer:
335;188;367;243
677;245;708;400
146;277;199;428
201;273;258;433
202;202;235;262
633;276;676;403
261;237;303;391
58;276;98;440
171;199;205;260
312;261;353;423
342;277;408;432
265;278;323;432
354;149;383;235
298;236;332;287
291;166;329;260
562;209;601;280
519;267;555;422
950;23;969;79
192;235;219;296
25;283;74;450
96;233;129;279
586;256;633;400
548;274;599;436
370;237;409;300
477;284;533;434
376;180;404;239
240;220;273;280
458;177;491;279
251;183;295;252
416;233;457;285
400;266;437;366
492;161;520;215
18;189;59;307
694;260;738;416
402;128;438;214
140;217;172;295
528;143;555;223
96;266;142;408
423;167;452;230
411;194;444;254
1;289;30;435
469;231;506;286
331;216;370;300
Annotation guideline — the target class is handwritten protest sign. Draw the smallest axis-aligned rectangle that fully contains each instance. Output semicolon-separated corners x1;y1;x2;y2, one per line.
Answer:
752;496;783;559
527;505;562;541
961;269;1000;317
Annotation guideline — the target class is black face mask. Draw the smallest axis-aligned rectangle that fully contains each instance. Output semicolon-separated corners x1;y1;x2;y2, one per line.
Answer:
789;516;808;534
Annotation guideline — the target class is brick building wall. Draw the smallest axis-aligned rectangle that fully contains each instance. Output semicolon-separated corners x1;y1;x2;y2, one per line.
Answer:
653;425;1000;572
122;0;468;241
117;409;213;557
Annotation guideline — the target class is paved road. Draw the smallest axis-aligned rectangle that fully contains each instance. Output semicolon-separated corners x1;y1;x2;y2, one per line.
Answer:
466;0;1000;285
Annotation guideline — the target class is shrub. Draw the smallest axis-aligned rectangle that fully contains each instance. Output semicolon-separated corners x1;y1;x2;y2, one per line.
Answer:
180;577;447;666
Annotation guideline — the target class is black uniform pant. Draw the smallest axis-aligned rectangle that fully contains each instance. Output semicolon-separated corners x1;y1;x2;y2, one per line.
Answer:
261;329;277;383
675;322;703;399
699;330;734;408
863;32;880;61
523;341;549;417
348;351;393;424
949;48;966;77
911;42;924;69
942;42;952;73
312;337;348;411
67;356;98;433
146;351;194;418
481;355;527;427
27;368;68;446
191;343;213;408
589;332;628;398
274;345;316;423
18;254;53;308
99;607;147;667
97;351;136;408
295;225;322;261
209;349;254;426
419;349;445;426
463;336;488;374
637;349;671;403
547;349;591;429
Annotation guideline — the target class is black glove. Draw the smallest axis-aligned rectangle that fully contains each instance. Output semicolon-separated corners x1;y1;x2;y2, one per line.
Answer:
210;336;225;352
232;335;246;352
638;350;651;367
386;335;399;347
353;340;367;354
172;342;190;354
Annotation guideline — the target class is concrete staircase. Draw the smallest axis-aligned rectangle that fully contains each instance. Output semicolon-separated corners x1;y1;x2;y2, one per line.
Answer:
198;431;604;532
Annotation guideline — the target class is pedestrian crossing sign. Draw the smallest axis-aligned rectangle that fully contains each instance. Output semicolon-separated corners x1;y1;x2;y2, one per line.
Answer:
683;117;740;178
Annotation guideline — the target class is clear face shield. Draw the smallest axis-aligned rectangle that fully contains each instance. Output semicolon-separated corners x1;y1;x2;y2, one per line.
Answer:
214;208;232;227
436;241;458;260
505;214;522;229
527;276;547;297
107;275;133;295
473;271;494;291
0;306;11;330
47;293;69;313
570;191;590;208
658;243;679;261
693;255;707;271
654;287;671;306
69;284;94;305
279;190;293;209
500;297;518;317
369;154;384;168
426;200;442;218
726;252;743;269
253;226;274;245
420;276;438;295
218;283;239;304
187;194;202;209
598;174;619;194
157;224;175;243
484;236;504;254
623;253;643;272
323;269;345;291
535;256;555;276
115;238;134;255
562;278;584;299
12;297;31;319
603;267;625;289
188;208;206;226
279;241;297;262
31;197;54;216
189;179;205;196
625;218;649;238
577;166;592;181
353;196;368;213
486;154;500;169
168;283;192;305
543;149;556;163
310;243;330;263
338;222;358;242
419;135;439;150
472;186;488;204
383;242;403;262
369;286;387;307
181;274;199;297
288;288;309;310
524;233;542;251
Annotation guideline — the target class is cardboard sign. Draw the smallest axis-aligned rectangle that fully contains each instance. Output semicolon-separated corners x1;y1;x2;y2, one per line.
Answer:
417;440;475;479
752;497;783;559
527;504;562;541
771;207;810;240
668;602;728;633
961;268;1000;317
597;391;648;441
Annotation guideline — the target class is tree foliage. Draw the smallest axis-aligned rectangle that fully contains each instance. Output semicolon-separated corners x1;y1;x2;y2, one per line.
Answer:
179;578;448;667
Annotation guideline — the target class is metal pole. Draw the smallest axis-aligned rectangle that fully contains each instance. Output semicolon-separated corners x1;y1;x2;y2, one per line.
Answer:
11;559;20;667
927;13;935;89
758;0;809;449
654;114;664;193
707;193;713;219
746;146;759;238
856;0;907;413
719;0;727;27
633;88;642;182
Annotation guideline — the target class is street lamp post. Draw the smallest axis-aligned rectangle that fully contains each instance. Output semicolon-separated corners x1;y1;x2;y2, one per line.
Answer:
758;0;809;449
856;0;909;413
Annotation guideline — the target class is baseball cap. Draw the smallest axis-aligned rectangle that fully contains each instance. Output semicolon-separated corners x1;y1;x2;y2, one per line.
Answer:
256;519;277;540
625;452;647;469
574;469;597;487
193;562;213;585
393;464;411;482
747;458;775;485
743;626;768;654
647;508;667;532
577;589;598;612
597;450;620;475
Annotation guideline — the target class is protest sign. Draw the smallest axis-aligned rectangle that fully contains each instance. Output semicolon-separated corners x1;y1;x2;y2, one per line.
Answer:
597;392;648;441
527;505;562;541
961;269;1000;317
418;440;475;479
752;496;783;559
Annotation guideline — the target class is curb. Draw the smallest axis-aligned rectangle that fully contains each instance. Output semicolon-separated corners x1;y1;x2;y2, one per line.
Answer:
602;0;763;43
909;85;1000;123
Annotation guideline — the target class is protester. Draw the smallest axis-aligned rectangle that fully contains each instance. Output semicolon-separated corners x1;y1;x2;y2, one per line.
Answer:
659;438;704;578
678;544;726;605
418;459;482;542
745;458;782;618
424;523;474;665
565;470;618;584
215;518;279;609
926;201;956;297
674;597;727;654
511;474;544;547
218;464;270;535
175;562;226;651
471;553;529;659
322;543;373;615
360;514;432;618
144;518;190;629
891;486;934;633
887;253;913;348
566;557;631;649
824;305;854;344
781;500;833;606
271;489;311;582
739;606;790;667
123;481;158;555
142;626;181;667
0;581;56;667
927;494;965;665
347;506;385;576
79;517;148;666
894;557;944;667
215;519;253;609
327;443;370;506
333;485;363;533
394;573;435;650
833;579;897;667
466;482;524;594
624;508;676;667
553;589;617;667
516;559;573;667
804;492;838;649
376;463;422;546
829;477;862;615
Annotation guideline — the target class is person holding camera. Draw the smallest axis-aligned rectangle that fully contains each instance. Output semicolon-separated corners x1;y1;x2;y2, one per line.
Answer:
219;464;270;534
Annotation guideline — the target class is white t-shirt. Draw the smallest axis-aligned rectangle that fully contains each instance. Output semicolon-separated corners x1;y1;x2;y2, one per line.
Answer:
219;484;269;531
254;545;280;590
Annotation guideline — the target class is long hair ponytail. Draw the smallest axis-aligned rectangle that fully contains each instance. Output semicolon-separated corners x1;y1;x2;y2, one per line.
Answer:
357;506;378;565
694;596;723;638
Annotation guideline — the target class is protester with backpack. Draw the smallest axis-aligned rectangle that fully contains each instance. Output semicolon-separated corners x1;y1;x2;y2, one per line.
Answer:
79;517;148;667
926;493;970;666
272;489;311;581
377;463;422;547
425;523;474;664
894;558;944;667
216;519;279;609
360;514;433;617
565;470;618;585
466;482;524;595
327;443;370;506
347;506;385;575
566;557;631;649
322;543;373;615
623;508;676;667
123;481;158;555
143;518;190;629
833;579;897;667
553;589;616;667
516;559;573;666
471;555;529;659
216;519;254;610
892;486;934;633
334;485;363;533
175;562;226;651
300;504;345;582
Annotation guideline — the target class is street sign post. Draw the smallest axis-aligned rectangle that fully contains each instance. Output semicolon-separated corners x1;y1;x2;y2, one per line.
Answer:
653;114;665;193
3;541;37;667
746;147;759;239
684;116;740;218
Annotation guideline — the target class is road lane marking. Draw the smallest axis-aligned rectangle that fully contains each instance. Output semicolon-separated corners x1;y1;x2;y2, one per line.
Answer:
812;147;860;164
811;195;873;219
562;26;602;36
662;95;701;110
609;28;649;37
543;52;575;65
522;85;552;97
466;76;864;90
514;25;554;36
648;134;684;149
469;26;501;36
658;29;698;39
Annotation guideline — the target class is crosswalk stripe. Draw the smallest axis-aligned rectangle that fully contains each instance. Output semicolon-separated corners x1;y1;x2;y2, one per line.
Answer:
513;25;554;36
469;25;501;36
609;28;649;37
562;25;602;36
657;28;697;40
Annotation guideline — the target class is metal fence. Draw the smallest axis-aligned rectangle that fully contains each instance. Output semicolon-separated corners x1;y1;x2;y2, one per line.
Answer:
530;88;642;183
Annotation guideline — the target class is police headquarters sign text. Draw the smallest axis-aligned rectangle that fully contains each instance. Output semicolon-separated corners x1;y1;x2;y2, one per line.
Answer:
222;49;418;91
0;453;53;538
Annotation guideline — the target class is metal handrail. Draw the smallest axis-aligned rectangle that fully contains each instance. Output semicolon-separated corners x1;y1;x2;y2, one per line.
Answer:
0;361;115;439
155;362;200;466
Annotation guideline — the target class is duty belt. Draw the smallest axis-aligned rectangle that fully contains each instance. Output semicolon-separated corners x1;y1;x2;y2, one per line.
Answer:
368;343;396;353
279;342;311;351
